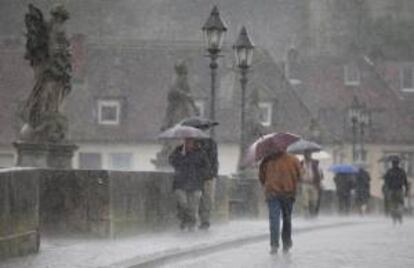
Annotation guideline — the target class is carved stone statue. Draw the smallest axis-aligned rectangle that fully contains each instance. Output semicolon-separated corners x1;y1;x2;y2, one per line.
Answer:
152;61;199;169
160;61;199;131
20;4;72;143
14;4;76;169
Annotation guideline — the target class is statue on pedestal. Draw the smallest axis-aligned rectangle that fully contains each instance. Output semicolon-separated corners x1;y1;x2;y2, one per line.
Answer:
20;4;72;143
14;4;76;169
152;61;199;169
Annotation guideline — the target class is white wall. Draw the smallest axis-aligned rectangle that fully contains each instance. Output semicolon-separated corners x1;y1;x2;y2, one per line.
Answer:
73;142;241;176
0;146;15;168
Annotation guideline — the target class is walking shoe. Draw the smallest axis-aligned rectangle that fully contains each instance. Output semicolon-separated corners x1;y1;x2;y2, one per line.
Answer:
282;247;291;254
270;246;278;255
283;241;292;254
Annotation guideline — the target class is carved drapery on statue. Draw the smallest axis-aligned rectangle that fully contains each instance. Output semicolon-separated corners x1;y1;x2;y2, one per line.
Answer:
152;61;199;169
20;4;72;143
160;61;199;131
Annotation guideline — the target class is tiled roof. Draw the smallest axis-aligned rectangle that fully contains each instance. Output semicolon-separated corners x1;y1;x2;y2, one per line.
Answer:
293;55;414;144
0;39;314;145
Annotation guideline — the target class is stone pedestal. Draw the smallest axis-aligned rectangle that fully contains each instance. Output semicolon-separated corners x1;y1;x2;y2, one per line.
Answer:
13;142;78;169
151;142;174;171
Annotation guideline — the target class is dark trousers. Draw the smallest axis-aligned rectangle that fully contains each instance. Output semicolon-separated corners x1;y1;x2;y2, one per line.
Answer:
267;195;293;249
337;193;351;214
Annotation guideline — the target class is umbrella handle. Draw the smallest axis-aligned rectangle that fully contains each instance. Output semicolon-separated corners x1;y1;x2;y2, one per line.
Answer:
182;142;186;155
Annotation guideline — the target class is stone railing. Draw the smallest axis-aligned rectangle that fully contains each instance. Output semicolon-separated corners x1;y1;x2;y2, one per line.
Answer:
39;170;230;237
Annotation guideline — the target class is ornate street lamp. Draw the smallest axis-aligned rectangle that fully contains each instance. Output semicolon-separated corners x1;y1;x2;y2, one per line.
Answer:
233;26;254;169
348;95;361;162
202;6;227;138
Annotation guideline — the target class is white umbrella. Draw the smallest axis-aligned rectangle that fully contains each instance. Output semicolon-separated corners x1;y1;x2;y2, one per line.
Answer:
287;139;322;154
157;125;209;140
296;150;331;160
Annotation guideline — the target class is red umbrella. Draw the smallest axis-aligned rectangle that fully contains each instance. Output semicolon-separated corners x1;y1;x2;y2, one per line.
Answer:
243;132;301;166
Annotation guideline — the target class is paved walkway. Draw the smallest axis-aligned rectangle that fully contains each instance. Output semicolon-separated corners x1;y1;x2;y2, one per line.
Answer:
0;216;364;268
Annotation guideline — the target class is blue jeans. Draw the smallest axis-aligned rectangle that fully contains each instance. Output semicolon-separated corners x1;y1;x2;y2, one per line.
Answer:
267;195;293;249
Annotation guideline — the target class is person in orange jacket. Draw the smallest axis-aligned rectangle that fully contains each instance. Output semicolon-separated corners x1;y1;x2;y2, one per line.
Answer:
259;151;302;254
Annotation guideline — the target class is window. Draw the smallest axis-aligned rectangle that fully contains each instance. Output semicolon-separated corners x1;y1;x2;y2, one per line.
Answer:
194;100;205;117
98;100;120;125
258;102;273;126
78;152;102;169
344;64;360;86
401;66;414;91
0;153;14;168
110;153;133;170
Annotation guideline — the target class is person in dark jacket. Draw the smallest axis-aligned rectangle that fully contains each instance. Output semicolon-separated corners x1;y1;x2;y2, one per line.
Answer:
180;118;219;230
333;173;355;215
169;138;210;230
354;165;371;215
195;138;218;230
383;157;408;224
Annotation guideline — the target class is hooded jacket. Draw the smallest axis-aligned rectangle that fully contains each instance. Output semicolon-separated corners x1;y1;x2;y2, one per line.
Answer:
259;152;301;198
169;145;210;191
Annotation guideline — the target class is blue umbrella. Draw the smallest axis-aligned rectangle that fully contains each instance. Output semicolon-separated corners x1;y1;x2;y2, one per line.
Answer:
328;163;359;174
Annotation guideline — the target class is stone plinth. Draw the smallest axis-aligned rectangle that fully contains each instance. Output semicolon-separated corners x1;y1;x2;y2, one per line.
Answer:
13;142;77;169
0;169;40;260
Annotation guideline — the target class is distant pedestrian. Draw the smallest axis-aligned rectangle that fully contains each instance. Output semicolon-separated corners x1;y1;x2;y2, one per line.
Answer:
333;173;355;214
195;137;218;230
383;156;408;224
180;117;219;231
354;164;371;215
382;183;390;216
259;152;301;254
300;150;323;217
169;138;210;231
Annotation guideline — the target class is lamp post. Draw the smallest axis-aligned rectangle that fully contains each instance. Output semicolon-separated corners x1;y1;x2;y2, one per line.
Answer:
348;95;361;162
233;26;254;169
202;6;227;138
358;102;369;162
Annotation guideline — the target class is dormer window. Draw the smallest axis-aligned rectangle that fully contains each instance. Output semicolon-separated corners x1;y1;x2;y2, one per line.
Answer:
344;64;360;86
98;100;120;125
401;66;414;92
258;102;273;126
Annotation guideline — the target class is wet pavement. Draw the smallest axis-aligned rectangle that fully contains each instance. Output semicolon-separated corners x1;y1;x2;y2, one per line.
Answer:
0;216;393;268
160;218;414;268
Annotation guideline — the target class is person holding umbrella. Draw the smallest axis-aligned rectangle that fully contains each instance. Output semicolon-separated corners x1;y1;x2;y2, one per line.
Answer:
288;139;324;218
168;137;210;231
329;164;358;215
179;117;219;230
249;132;301;254
159;124;210;231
